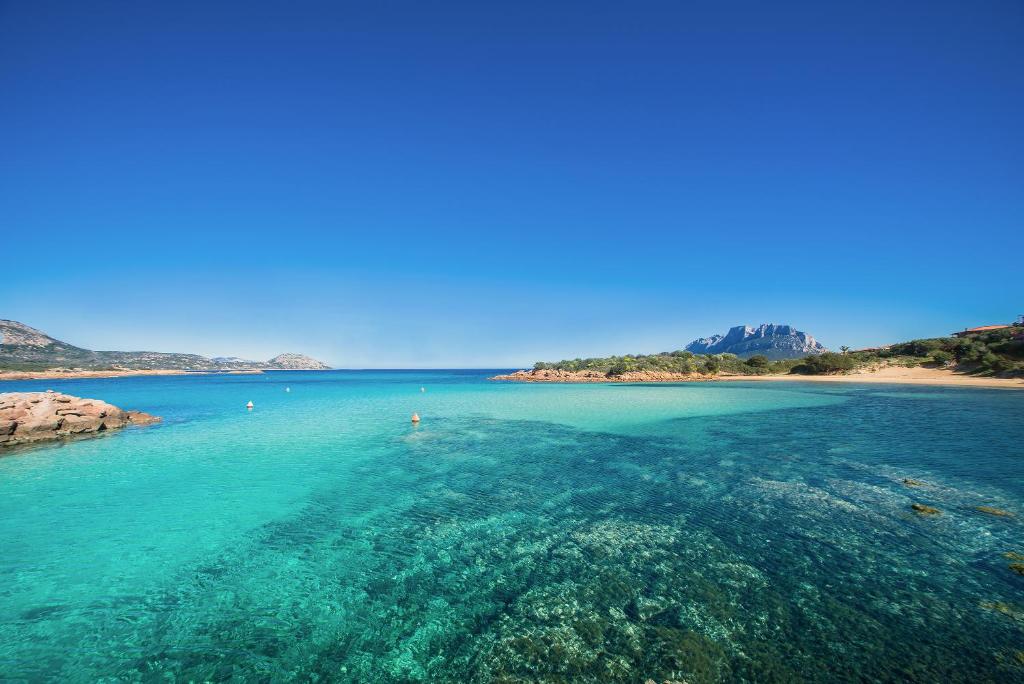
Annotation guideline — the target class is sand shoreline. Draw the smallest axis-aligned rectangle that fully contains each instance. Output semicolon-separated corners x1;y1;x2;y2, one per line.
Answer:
492;366;1024;390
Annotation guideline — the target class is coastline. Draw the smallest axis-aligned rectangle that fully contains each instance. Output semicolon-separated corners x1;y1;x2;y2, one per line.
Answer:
730;365;1024;389
491;366;1024;389
0;369;265;382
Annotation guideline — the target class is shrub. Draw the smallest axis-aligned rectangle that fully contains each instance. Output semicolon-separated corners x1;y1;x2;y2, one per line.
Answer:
790;352;857;375
745;355;769;368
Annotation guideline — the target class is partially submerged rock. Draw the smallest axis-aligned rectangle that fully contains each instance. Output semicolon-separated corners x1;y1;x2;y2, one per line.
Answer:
911;503;941;516
975;505;1014;517
980;601;1024;622
0;391;159;448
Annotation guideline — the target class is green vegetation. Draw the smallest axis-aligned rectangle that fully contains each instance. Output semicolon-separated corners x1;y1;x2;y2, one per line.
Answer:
534;350;800;376
790;352;856;375
529;326;1024;379
847;326;1024;377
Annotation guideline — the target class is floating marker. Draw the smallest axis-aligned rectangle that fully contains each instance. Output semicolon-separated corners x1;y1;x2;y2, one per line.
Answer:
246;401;254;410
411;412;421;423
285;387;291;393
420;387;425;393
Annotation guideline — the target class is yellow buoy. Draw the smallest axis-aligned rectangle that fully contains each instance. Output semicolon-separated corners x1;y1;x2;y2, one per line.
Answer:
411;412;421;423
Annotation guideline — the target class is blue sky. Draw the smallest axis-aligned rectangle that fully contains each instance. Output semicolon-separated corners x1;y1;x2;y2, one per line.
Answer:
2;1;1021;367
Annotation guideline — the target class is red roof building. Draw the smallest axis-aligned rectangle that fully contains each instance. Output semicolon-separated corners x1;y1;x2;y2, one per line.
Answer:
953;325;1010;338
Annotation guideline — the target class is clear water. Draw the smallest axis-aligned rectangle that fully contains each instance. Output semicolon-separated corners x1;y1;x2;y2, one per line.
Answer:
1;371;1022;682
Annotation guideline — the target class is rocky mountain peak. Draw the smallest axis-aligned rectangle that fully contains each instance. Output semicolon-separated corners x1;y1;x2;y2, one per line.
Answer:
685;323;826;360
0;320;65;348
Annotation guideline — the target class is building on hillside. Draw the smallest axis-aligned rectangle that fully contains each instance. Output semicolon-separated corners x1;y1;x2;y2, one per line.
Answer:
953;325;1011;338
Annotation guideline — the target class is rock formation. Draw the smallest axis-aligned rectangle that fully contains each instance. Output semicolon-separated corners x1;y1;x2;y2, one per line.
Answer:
491;369;716;383
685;324;826;360
265;353;332;370
0;391;160;447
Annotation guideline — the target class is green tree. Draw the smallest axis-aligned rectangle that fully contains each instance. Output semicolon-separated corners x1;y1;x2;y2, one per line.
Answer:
791;352;856;375
745;355;769;368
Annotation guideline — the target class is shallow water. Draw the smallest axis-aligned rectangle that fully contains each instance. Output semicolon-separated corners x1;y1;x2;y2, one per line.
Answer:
1;371;1022;682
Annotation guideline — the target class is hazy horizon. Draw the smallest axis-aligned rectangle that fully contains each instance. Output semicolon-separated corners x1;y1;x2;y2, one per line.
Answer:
1;314;1013;369
3;1;1021;367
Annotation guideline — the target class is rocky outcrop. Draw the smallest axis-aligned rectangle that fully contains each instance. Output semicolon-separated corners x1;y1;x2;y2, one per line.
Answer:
265;353;332;370
491;369;716;383
0;391;160;447
685;324;826;360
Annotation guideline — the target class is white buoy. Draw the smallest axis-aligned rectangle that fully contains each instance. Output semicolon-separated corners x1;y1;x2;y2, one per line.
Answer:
420;387;425;393
246;400;254;410
285;387;291;393
411;412;420;423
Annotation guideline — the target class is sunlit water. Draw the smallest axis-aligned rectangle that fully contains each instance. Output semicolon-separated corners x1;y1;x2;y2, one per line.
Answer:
1;371;1022;682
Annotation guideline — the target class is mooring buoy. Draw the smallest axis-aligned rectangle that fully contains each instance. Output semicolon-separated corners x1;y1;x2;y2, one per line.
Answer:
411;412;420;423
246;401;254;410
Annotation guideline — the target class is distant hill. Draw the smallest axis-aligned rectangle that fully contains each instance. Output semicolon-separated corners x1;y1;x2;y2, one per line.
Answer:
685;324;826;360
0;320;331;372
266;353;331;370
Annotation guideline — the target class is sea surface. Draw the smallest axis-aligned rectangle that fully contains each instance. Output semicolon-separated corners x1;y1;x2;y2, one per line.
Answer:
1;370;1022;682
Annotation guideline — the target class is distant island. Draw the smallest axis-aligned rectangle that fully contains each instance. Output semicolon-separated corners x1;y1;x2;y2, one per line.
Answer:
493;321;1024;388
0;320;331;380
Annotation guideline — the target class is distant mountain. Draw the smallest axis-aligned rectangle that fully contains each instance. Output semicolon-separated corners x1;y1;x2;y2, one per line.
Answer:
685;324;827;360
266;353;332;370
210;356;259;365
0;319;331;371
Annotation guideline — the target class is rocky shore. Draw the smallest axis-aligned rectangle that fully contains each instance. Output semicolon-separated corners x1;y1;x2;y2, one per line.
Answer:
491;366;1024;389
0;391;160;448
491;369;717;383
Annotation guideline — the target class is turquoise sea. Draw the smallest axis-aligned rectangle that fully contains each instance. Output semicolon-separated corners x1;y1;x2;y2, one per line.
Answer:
1;370;1022;682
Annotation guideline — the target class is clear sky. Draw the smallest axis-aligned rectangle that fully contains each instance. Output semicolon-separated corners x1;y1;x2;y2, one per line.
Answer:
2;1;1021;367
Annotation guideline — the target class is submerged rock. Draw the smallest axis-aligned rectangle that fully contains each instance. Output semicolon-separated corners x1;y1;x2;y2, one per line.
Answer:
911;503;941;516
1009;563;1024;577
0;391;159;447
980;601;1024;622
1005;552;1024;562
975;506;1014;517
902;478;926;487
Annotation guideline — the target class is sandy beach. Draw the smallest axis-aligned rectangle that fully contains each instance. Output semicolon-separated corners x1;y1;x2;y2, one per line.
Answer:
731;365;1024;389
